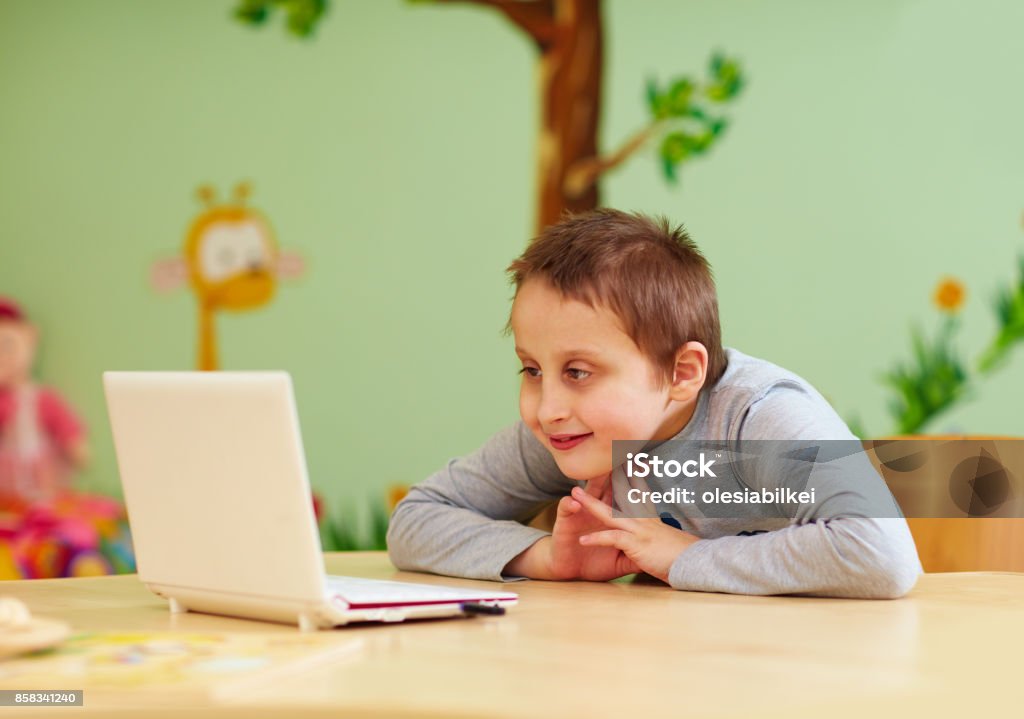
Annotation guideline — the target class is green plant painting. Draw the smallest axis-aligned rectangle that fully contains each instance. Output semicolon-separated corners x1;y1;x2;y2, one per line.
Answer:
853;231;1024;437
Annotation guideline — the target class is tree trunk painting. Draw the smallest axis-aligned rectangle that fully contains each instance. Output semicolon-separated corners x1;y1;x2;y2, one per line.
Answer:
432;1;606;231
531;1;603;230
234;0;745;233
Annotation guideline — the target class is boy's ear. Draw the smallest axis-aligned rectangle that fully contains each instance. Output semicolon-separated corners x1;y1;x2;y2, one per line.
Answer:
668;342;708;401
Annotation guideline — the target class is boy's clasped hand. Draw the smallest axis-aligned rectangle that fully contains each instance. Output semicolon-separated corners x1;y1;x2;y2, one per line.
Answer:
542;480;700;584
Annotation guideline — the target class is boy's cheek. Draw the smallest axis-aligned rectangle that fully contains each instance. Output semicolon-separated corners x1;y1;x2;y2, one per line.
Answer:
528;426;546;450
518;385;535;418
519;397;538;429
519;411;548;450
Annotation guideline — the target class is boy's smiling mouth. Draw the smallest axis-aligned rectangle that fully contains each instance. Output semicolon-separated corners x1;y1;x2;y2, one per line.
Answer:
548;433;593;450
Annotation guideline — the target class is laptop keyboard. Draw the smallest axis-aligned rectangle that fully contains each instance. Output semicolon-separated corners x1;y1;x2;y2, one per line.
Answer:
325;575;510;605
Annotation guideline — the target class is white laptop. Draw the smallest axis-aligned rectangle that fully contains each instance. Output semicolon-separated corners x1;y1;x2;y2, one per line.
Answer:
103;371;517;631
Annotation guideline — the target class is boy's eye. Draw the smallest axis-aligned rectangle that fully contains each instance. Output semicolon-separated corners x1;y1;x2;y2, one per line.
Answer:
566;368;591;381
518;367;541;378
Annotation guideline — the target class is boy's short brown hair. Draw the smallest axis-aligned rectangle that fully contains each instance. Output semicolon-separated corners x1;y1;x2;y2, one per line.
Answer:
506;209;727;387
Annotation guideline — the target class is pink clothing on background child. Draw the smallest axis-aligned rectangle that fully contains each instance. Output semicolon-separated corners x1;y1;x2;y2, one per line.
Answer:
0;384;85;506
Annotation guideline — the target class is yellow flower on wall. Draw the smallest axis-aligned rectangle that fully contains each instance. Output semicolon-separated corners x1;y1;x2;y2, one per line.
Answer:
933;277;965;313
387;485;409;513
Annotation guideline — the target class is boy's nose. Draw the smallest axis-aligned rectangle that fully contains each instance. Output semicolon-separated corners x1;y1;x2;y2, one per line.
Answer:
536;383;570;426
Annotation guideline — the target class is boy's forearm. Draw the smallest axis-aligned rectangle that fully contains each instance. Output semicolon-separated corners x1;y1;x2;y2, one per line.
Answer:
387;492;552;582
668;518;922;599
386;421;571;581
503;536;552;579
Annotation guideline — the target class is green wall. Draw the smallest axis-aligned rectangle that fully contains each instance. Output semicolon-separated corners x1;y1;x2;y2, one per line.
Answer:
2;0;1023;522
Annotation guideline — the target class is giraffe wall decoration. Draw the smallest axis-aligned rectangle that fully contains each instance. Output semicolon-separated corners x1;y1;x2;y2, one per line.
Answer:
151;183;305;370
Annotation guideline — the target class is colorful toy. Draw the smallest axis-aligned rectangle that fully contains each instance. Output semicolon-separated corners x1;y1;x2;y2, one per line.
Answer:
0;491;135;580
0;297;136;579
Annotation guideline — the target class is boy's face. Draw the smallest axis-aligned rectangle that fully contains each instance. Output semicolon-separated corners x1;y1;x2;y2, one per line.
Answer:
510;278;695;482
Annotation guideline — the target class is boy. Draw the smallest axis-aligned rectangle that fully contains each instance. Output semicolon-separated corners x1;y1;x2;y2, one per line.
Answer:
387;210;921;598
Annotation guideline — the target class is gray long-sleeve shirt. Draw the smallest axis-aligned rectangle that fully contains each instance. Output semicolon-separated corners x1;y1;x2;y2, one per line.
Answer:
387;349;922;598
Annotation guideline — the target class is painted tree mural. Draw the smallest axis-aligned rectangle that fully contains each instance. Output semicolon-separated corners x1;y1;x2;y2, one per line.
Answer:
232;0;745;232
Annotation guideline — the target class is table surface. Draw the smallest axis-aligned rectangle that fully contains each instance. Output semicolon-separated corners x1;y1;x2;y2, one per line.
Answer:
0;552;1022;718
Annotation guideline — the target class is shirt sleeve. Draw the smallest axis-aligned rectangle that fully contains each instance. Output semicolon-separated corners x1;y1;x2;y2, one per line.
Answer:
36;387;85;452
387;422;574;582
668;382;923;598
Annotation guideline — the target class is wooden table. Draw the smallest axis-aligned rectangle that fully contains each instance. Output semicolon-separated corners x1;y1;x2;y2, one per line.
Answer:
1;552;1021;718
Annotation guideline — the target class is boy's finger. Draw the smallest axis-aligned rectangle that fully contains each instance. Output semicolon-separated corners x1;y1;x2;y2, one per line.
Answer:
556;495;581;518
571;486;630;529
616;553;642;577
579;529;633;551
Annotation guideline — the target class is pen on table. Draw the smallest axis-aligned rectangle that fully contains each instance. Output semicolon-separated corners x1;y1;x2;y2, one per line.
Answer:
460;602;506;616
